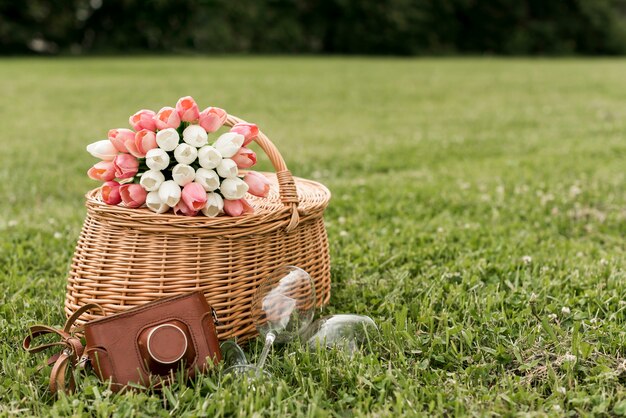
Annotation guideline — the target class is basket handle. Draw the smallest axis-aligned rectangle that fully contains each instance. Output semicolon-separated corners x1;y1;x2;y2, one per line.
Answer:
225;114;300;232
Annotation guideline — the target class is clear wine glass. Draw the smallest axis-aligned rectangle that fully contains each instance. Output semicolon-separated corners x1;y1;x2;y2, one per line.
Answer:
223;265;316;376
301;314;378;355
252;265;316;369
220;340;248;369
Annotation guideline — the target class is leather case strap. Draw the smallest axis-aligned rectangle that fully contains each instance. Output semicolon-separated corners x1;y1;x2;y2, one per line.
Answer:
23;303;105;395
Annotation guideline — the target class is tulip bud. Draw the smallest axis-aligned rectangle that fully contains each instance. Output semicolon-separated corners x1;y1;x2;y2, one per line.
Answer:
87;140;118;161
135;130;158;156
198;107;227;133
124;143;142;159
101;181;122;205
139;170;165;192
173;200;198;216
230;123;259;147
156;128;180;151
182;124;208;148
182;182;208;211
145;191;169;214
241;198;254;213
195;168;220;191
158;180;182;207
108;129;135;153
232;147;257;168
113;154;139;179
202;192;224;217
172;164;196;187
214;132;244;158
154;106;181;130
88;161;116;182
174;143;198;165
145;148;170;171
223;198;254;216
119;184;147;208
244;171;271;198
129;109;157;131
220;177;248;200
198;146;222;169
223;199;243;217
176;96;200;122
216;158;239;179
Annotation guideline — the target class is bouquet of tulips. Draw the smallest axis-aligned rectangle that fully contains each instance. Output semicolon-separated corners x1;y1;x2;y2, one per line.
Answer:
86;96;271;217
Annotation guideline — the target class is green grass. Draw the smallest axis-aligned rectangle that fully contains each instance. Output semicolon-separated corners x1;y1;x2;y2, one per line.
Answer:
1;57;626;416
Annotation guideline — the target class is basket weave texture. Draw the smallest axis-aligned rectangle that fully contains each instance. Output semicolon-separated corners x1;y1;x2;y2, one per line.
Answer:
65;114;331;342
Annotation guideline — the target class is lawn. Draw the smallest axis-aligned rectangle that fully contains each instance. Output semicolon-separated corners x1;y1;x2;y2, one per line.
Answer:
1;57;625;416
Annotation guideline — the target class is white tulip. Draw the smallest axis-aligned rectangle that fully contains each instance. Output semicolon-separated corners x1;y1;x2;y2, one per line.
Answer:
201;192;224;217
174;143;198;165
195;168;220;191
139;170;165;192
198;145;222;169
158;180;181;207
216;158;239;178
86;140;118;161
220;177;248;200
214;132;244;158
172;164;196;187
146;191;169;214
145;148;170;171
182;124;208;147
156;128;180;151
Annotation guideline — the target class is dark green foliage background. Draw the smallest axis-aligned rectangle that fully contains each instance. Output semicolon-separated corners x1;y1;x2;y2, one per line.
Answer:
3;0;626;55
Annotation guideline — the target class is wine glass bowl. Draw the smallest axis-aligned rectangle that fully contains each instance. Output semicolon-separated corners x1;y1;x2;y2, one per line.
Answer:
220;340;248;369
302;314;378;354
251;266;316;344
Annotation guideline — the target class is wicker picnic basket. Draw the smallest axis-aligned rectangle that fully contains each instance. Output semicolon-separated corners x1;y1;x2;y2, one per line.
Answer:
65;114;331;342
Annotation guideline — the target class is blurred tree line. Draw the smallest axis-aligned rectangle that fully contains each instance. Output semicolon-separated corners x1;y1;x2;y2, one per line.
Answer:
2;0;626;55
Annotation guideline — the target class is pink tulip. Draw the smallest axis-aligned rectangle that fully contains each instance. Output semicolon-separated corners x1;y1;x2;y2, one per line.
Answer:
113;154;139;179
241;198;254;213
124;142;141;158
223;199;244;217
198;107;227;133
181;182;208;211
88;161;116;182
175;96;200;122
232;147;257;168
223;198;254;216
230;123;259;146
173;200;198;216
154;106;181;130
101;181;122;205
119;184;147;208
244;171;270;198
129;109;157;131
108;128;135;153
125;129;158;158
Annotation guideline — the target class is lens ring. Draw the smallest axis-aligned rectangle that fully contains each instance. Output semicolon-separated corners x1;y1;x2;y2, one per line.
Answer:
146;323;188;364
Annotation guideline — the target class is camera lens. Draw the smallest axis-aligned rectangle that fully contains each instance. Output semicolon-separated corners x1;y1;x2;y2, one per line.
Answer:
146;324;188;364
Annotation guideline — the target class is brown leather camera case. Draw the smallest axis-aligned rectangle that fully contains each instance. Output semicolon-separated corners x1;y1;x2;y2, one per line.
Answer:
83;292;221;392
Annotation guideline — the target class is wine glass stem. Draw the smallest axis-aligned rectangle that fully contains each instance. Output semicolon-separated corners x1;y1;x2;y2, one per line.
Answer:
257;333;276;370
